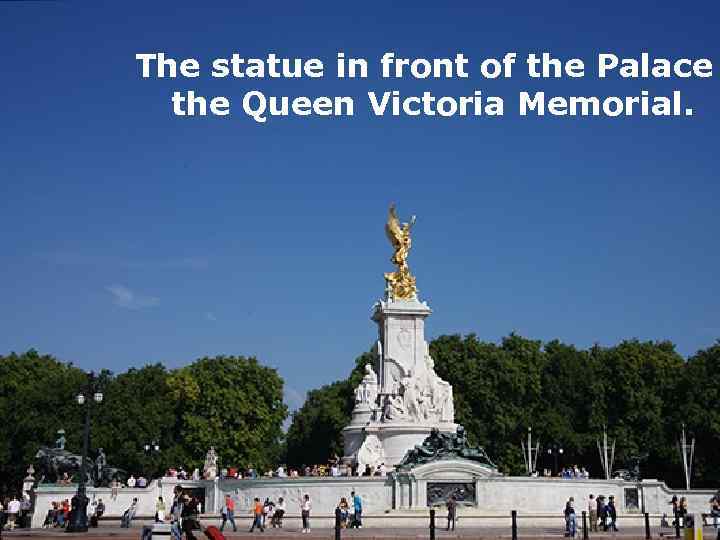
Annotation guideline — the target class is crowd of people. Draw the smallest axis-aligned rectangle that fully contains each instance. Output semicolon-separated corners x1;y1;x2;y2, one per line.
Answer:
165;463;387;480
165;460;388;481
669;493;720;528
215;490;363;534
560;466;590;479
562;494;618;537
0;495;31;530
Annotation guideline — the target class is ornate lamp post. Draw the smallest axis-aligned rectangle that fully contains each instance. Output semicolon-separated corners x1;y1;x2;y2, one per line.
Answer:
66;372;103;533
143;440;161;480
547;444;564;476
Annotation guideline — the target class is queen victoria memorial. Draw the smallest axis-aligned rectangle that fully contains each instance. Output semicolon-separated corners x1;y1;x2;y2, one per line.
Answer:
29;205;718;529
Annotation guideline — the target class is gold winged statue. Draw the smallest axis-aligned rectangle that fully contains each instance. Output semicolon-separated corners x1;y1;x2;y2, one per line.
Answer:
384;204;417;300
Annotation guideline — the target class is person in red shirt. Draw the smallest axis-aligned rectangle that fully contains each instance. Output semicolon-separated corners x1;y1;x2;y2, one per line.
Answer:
220;495;237;532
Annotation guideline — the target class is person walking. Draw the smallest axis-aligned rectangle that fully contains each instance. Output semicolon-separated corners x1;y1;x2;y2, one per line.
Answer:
446;495;457;531
678;497;688;527
181;495;200;540
670;495;679;527
598;495;607;531
588;494;598;532
249;497;264;532
170;487;184;540
301;494;311;534
121;498;138;528
351;491;362;529
564;497;576;537
262;498;273;529
608;495;618;531
220;495;237;533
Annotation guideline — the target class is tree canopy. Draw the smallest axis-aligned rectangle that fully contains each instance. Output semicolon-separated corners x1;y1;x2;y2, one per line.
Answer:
286;334;718;488
0;352;287;495
2;335;718;495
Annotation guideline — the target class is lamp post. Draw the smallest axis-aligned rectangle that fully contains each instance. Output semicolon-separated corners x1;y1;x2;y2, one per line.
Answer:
143;440;161;480
547;444;564;476
521;427;540;476
66;372;103;533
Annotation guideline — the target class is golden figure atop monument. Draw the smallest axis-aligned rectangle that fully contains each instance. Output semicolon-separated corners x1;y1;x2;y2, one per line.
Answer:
384;204;417;300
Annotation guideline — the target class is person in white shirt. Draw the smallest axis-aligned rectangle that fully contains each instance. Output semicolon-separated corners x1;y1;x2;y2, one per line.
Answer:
272;497;286;528
7;496;21;529
127;475;136;488
276;466;287;478
330;465;339;477
301;494;312;533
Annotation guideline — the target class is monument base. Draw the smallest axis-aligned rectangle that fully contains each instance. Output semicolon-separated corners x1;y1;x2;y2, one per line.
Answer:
31;475;718;528
343;421;456;468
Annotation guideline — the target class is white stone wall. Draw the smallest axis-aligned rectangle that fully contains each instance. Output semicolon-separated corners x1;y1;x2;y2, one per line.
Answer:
220;476;392;516
30;475;718;528
30;478;211;528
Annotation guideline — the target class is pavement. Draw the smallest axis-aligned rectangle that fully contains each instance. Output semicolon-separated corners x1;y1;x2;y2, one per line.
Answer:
3;524;720;540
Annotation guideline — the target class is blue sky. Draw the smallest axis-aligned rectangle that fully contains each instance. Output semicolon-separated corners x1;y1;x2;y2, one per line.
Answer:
1;1;718;412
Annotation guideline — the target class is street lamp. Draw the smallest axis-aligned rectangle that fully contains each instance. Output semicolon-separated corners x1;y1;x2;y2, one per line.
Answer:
66;372;103;533
143;440;161;480
547;444;564;476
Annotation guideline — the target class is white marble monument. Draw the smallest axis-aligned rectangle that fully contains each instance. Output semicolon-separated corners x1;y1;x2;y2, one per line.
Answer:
343;206;456;467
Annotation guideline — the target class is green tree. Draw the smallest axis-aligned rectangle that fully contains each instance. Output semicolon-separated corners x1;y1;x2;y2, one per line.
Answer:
593;340;684;481
0;350;86;495
431;333;545;475
677;340;720;487
285;352;371;467
170;355;288;473
91;363;179;479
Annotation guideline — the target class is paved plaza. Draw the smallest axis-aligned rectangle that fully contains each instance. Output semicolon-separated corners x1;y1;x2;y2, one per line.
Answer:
5;524;720;540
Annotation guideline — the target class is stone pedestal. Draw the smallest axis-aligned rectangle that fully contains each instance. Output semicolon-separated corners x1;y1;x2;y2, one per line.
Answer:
343;297;456;468
393;459;500;509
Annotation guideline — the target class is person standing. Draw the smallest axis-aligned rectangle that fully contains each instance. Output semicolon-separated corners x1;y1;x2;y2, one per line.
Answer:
301;494;312;534
446;495;457;531
338;497;349;528
272;497;285;528
351;491;362;529
156;496;166;522
588;495;598;532
249;497;264;532
220;494;237;532
709;493;720;529
7;496;21;530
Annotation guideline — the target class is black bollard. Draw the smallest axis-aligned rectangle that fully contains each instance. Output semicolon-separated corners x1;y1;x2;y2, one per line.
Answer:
675;516;681;539
583;510;589;540
644;512;651;540
335;507;342;540
512;510;518;540
430;508;436;540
